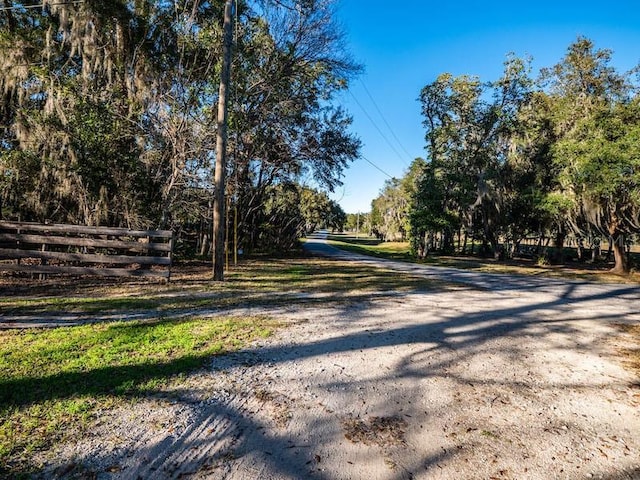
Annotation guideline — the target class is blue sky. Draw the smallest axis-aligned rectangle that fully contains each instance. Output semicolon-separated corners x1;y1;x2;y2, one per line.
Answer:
330;1;640;213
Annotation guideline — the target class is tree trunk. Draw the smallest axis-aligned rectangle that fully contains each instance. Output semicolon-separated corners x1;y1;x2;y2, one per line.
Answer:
610;232;629;274
553;229;566;264
576;237;583;262
212;0;234;281
443;228;454;253
591;241;600;262
605;238;613;262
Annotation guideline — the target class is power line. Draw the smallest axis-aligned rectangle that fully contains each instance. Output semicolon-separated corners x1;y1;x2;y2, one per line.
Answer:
359;78;415;162
349;89;409;167
360;154;394;180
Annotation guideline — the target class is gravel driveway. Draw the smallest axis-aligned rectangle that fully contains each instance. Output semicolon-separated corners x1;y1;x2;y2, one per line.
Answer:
37;236;640;479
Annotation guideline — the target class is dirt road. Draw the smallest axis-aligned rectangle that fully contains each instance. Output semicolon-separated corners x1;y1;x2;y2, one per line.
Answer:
37;237;640;479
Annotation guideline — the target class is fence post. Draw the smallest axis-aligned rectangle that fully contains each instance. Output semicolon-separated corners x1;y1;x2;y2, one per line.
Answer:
167;233;174;283
39;241;47;281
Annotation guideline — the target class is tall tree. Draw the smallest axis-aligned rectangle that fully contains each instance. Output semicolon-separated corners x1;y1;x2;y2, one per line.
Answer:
228;0;360;252
213;0;234;281
414;56;532;255
370;178;406;241
299;186;344;233
544;37;640;273
554;98;640;272
0;1;224;227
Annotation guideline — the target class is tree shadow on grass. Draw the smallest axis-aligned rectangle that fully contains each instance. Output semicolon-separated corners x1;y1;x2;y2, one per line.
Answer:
0;354;213;410
0;353;218;478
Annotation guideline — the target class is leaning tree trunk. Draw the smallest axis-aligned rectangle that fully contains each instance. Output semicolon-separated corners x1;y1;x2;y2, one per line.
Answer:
607;212;629;274
610;230;629;275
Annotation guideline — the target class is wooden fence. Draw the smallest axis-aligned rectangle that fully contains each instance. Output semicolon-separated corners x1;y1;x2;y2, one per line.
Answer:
0;221;174;280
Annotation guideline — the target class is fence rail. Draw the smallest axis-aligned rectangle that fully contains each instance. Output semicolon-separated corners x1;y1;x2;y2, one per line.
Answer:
0;221;174;280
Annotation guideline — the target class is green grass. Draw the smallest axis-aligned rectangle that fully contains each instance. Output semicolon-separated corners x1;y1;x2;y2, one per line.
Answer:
0;316;276;476
227;258;447;294
326;234;640;283
327;235;412;261
0;257;453;318
0;295;161;314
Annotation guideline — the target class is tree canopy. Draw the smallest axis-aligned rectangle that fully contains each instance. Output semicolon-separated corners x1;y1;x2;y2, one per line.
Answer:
0;0;359;255
370;37;640;273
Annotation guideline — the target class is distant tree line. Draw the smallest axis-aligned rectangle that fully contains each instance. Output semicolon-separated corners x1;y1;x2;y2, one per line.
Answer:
369;38;640;273
0;0;356;255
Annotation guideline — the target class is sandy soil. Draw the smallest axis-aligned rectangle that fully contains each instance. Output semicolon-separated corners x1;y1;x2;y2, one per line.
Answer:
32;237;640;479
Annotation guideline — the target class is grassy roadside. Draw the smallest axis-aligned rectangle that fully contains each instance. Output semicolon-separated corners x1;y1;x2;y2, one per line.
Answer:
0;257;448;316
0;255;449;475
325;233;640;284
0;316;276;477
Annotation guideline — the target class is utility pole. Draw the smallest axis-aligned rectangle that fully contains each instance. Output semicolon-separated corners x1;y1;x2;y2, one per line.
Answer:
213;0;234;281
